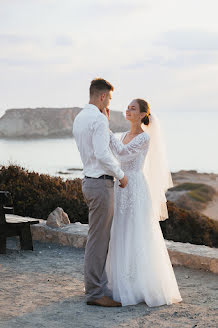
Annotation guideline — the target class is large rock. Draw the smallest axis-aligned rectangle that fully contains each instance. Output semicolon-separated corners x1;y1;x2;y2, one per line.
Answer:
46;207;70;228
31;220;88;248
0;107;130;138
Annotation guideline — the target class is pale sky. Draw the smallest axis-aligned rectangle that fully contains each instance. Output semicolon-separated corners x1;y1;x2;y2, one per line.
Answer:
0;0;218;112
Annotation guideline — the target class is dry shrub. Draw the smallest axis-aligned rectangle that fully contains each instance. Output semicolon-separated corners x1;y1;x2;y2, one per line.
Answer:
160;201;218;247
1;165;217;247
0;165;88;222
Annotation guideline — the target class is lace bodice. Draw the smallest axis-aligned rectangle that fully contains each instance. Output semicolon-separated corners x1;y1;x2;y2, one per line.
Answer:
109;131;150;173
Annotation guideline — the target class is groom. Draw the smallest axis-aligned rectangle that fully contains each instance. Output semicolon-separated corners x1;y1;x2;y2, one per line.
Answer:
73;78;128;307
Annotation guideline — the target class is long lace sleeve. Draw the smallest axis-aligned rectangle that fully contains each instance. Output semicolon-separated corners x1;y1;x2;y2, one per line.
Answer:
109;130;150;161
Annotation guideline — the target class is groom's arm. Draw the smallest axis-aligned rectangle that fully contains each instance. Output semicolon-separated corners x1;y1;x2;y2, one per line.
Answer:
92;115;124;180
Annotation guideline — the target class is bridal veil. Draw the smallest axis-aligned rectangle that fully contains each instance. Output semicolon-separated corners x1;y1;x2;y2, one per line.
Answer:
142;113;173;221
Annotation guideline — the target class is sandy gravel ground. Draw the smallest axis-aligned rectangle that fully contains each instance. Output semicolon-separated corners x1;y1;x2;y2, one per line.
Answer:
0;239;217;328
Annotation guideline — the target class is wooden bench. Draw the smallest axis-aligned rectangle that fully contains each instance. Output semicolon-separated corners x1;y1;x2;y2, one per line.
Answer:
0;191;39;254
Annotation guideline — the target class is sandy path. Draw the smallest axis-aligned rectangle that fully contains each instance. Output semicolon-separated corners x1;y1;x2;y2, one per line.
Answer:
0;239;217;328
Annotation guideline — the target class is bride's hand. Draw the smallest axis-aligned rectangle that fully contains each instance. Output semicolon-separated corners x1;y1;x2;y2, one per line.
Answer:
102;107;110;120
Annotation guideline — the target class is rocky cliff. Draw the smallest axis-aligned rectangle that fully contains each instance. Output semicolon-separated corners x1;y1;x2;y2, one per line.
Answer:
0;107;130;138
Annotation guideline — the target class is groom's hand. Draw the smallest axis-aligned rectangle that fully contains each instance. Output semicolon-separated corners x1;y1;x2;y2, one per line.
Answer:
119;175;128;188
102;107;110;120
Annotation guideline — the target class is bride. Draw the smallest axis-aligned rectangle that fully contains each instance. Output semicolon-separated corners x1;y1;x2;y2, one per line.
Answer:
104;99;182;307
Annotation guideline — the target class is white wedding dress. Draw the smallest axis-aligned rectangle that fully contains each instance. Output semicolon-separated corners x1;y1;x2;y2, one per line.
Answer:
105;130;182;307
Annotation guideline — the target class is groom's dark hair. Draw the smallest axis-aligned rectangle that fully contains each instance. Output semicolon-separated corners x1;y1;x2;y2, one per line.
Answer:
90;78;114;96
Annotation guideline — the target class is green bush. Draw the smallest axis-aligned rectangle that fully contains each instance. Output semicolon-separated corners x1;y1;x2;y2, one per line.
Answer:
168;182;216;211
170;182;205;191
169;182;215;203
188;190;208;203
0;165;88;222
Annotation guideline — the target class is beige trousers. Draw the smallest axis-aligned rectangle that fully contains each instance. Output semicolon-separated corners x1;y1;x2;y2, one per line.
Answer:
82;177;114;302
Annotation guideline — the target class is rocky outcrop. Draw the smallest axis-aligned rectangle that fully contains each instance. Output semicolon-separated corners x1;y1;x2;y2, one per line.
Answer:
0;107;130;138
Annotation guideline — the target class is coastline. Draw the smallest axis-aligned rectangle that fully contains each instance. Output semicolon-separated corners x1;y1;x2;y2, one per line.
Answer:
171;170;218;221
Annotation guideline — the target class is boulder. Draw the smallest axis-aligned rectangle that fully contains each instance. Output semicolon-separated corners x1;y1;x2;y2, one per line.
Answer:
46;207;70;228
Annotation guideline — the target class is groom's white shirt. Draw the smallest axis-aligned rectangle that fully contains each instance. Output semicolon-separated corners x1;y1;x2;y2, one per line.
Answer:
73;104;124;180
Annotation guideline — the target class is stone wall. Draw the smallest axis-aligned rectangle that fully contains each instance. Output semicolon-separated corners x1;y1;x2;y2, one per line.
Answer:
30;219;218;274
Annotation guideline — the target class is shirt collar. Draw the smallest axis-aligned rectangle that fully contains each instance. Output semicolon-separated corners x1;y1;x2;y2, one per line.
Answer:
83;104;101;113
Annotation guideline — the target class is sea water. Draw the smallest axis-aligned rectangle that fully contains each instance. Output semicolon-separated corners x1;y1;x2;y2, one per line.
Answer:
0;110;217;179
